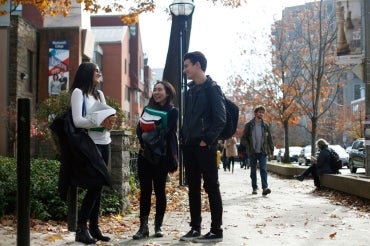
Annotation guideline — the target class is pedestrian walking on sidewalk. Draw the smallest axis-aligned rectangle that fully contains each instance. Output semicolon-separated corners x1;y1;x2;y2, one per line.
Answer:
133;81;179;239
180;51;226;243
294;138;335;191
240;105;274;196
224;137;238;173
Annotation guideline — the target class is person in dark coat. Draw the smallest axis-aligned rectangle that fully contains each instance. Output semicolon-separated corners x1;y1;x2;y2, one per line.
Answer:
133;81;179;240
294;138;335;190
180;51;226;243
240;105;274;196
69;62;116;244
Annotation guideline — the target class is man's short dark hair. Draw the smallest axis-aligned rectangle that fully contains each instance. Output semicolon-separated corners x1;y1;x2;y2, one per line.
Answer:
184;51;207;71
254;105;266;113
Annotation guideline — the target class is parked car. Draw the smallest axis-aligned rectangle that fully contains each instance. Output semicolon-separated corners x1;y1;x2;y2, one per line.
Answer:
345;146;352;153
298;145;312;165
275;147;301;162
348;138;366;173
329;145;349;167
299;144;349;167
288;146;302;162
273;147;284;162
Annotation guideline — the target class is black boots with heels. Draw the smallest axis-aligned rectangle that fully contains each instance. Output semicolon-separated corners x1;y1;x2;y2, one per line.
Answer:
154;214;164;237
89;225;111;242
75;224;97;244
133;216;149;240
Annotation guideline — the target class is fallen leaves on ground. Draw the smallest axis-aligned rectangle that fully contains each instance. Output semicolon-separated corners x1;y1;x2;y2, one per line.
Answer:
0;171;211;240
316;188;370;216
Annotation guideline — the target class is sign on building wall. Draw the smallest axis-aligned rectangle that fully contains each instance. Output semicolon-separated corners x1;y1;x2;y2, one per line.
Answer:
336;0;363;64
48;40;69;96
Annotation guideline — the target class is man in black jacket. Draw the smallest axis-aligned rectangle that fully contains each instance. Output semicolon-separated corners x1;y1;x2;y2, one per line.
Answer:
180;51;226;243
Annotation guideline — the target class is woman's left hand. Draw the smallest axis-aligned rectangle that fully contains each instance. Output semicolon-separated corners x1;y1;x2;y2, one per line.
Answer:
102;115;117;130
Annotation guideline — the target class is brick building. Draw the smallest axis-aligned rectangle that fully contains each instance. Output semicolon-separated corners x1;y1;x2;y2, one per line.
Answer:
0;3;152;156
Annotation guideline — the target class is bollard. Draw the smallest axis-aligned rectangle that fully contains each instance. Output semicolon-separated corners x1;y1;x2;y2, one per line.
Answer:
17;98;30;246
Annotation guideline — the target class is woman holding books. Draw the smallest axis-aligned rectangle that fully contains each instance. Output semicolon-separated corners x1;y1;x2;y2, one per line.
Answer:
133;81;179;239
69;62;117;244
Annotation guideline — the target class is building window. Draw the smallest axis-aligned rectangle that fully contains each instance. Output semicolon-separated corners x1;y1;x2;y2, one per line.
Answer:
125;86;130;102
134;90;139;103
27;50;33;92
140;67;144;84
125;59;127;74
354;84;361;100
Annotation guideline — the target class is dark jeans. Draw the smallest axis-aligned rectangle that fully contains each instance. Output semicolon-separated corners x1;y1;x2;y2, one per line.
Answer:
249;153;268;189
78;144;110;226
182;144;223;232
301;164;321;187
137;154;168;217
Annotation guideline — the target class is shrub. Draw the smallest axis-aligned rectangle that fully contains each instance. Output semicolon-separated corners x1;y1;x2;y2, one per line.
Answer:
0;157;125;220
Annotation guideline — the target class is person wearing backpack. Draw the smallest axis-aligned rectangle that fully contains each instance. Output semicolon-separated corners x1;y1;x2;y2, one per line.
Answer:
293;138;335;191
133;81;179;240
180;51;226;243
240;105;274;196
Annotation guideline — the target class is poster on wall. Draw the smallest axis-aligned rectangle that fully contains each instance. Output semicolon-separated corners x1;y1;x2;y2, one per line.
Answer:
49;40;69;96
336;0;363;64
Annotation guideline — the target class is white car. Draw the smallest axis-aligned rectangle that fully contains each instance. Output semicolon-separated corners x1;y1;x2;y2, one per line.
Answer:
275;147;301;162
298;144;348;167
329;145;349;167
298;145;312;165
288;146;303;162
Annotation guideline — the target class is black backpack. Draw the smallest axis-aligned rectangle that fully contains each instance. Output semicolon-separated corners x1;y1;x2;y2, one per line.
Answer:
208;81;239;140
328;148;342;173
218;96;239;140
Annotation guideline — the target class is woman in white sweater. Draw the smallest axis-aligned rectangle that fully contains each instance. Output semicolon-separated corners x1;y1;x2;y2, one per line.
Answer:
70;62;116;244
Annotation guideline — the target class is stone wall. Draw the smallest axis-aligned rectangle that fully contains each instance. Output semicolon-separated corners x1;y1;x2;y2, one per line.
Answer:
110;130;132;212
8;15;38;157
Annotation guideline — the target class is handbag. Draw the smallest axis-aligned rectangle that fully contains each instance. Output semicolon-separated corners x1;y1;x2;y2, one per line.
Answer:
141;129;167;165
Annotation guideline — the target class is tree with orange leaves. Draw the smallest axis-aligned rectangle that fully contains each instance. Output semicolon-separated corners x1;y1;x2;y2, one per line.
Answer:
288;1;348;155
0;0;246;24
227;16;305;163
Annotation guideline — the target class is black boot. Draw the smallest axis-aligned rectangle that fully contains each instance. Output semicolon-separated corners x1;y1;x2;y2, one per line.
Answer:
154;214;164;237
294;175;304;181
76;224;97;244
133;216;149;240
89;225;111;242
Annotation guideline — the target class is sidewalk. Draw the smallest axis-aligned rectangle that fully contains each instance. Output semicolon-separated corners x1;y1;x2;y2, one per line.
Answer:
2;165;370;245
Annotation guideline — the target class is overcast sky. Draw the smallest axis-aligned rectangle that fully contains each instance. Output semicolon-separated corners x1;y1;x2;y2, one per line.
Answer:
140;0;309;88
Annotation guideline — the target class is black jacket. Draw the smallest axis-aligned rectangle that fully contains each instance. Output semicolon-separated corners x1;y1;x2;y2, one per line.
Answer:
240;118;274;156
316;147;335;175
181;76;226;146
136;104;179;173
50;109;112;200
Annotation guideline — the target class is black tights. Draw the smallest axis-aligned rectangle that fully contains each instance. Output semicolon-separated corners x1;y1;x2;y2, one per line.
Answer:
77;144;109;226
137;154;168;217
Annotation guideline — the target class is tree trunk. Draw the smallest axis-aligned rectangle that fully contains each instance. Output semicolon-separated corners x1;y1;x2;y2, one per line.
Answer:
283;119;290;163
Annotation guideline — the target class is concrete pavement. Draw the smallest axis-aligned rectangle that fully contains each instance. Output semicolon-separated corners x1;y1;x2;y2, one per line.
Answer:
1;165;370;245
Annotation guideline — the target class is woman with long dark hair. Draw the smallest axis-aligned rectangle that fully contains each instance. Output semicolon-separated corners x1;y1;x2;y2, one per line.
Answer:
70;62;116;244
133;81;179;239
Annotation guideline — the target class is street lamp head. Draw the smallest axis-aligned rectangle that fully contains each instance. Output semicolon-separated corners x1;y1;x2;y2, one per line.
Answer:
169;0;195;16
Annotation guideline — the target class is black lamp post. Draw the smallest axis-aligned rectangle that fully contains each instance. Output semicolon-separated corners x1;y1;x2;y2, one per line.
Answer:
169;0;195;185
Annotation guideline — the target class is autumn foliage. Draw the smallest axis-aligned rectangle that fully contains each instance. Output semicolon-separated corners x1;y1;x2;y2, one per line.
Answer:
0;0;246;25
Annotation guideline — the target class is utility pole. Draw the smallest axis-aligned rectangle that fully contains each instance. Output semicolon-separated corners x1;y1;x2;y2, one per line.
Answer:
364;0;370;176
